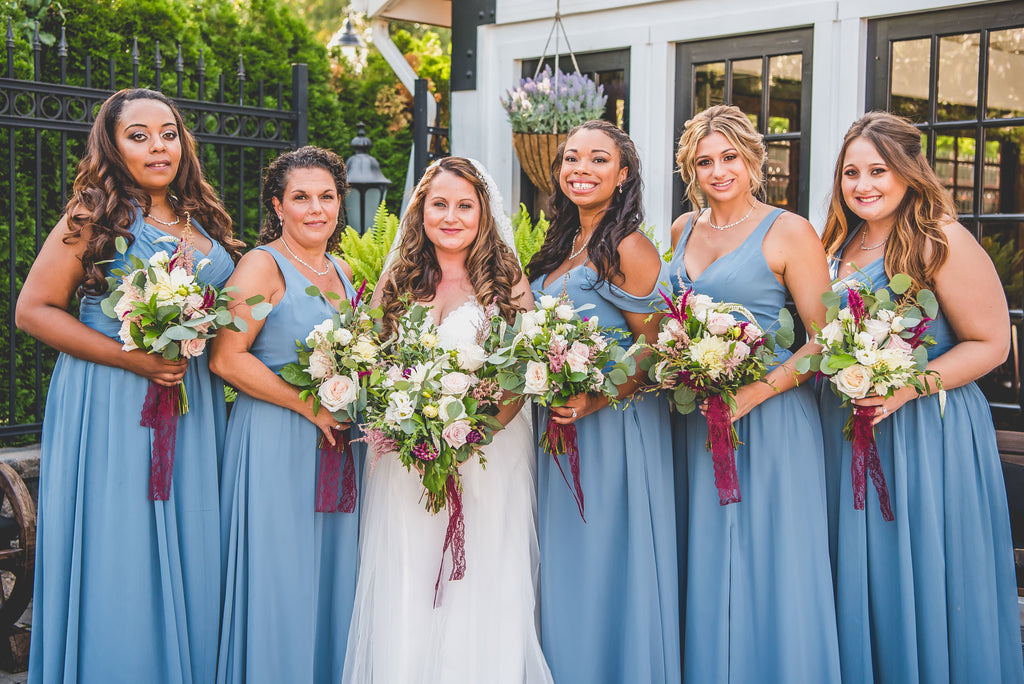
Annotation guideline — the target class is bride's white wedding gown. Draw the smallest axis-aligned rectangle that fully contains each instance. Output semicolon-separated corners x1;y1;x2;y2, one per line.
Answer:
342;300;553;684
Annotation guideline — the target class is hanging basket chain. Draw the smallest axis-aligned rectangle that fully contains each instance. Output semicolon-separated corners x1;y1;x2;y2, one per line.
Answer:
533;1;582;134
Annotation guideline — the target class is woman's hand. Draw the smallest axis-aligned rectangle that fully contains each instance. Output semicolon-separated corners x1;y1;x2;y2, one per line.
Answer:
852;386;918;426
548;393;607;425
304;399;349;447
700;381;773;424
126;350;188;387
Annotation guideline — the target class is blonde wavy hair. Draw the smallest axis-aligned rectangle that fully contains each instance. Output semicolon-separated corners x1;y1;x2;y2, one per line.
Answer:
675;104;766;209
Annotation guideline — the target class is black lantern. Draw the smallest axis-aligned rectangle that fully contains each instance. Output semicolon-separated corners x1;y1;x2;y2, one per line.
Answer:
328;15;365;50
345;123;391;233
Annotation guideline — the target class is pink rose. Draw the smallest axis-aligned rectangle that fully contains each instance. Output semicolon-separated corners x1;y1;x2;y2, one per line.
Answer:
180;337;207;358
523;361;549;394
318;374;359;413
565;341;591;374
442;419;473;449
706;312;737;336
884;334;912;353
440;371;473;396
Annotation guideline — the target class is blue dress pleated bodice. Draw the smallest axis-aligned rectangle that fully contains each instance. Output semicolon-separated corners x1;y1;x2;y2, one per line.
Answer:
217;245;361;684
29;210;233;684
531;246;681;684
667;208;841;684
819;239;1024;684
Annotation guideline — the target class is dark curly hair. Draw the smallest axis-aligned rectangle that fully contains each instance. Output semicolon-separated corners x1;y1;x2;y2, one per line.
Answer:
526;120;644;287
257;145;349;253
378;157;524;337
66;88;242;296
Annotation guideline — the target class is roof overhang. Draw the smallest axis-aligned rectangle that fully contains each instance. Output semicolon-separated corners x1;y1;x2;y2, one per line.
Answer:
352;0;452;28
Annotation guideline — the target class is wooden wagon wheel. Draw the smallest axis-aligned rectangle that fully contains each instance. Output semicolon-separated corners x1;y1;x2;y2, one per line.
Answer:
0;461;35;630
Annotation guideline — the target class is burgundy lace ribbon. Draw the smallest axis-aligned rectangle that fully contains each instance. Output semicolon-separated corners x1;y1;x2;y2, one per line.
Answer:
140;383;181;501
316;430;358;513
850;406;895;521
705;394;741;506
433;475;466;607
543;415;586;522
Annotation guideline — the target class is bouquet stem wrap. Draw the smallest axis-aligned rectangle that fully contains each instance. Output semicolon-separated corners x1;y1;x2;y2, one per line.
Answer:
140;382;181;501
433;475;466;607
705;394;741;506
316;430;358;513
849;406;894;521
542;415;586;522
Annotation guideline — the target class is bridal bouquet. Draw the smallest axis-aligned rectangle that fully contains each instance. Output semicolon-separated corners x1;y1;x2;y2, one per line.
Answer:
279;281;381;513
101;232;266;500
796;273;940;521
641;287;794;506
488;294;636;521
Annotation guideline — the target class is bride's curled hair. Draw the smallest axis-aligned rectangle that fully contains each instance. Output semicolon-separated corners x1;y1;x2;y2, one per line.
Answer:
378;157;524;337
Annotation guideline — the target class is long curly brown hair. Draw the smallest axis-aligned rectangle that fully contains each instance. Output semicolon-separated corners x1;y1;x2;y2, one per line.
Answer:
822;111;952;293
66;88;241;296
525;120;644;287
257;145;349;254
378;157;524;337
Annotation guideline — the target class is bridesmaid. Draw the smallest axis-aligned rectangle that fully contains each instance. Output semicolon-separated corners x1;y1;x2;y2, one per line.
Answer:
15;88;241;683
669;104;840;683
210;146;360;683
527;119;680;684
819;111;1024;683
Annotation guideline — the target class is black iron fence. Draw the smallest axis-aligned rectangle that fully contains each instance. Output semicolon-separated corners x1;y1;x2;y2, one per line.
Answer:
0;20;309;444
413;77;449;182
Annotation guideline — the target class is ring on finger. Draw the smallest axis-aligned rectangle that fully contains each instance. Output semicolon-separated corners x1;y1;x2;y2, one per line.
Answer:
570;407;578;418
881;406;888;416
334;423;342;429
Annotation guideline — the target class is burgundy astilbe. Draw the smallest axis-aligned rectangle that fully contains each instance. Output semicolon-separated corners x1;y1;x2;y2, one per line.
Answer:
908;317;933;348
847;288;866;326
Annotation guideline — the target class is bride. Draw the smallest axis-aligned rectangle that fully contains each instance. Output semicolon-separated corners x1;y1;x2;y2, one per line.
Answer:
343;157;553;683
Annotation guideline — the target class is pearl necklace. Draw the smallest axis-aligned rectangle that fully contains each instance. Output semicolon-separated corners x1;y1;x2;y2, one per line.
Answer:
859;226;889;250
281;236;330;276
145;212;181;227
568;228;590;261
707;201;757;231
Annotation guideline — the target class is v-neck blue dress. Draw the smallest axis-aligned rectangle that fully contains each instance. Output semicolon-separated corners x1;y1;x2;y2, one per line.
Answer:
819;243;1024;684
216;246;361;684
532;253;680;684
29;211;233;684
667;208;841;684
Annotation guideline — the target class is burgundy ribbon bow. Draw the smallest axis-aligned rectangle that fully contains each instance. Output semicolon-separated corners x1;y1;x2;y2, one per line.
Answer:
850;406;894;521
433;475;466;607
316;429;358;513
705;394;741;506
140;383;181;501
543;415;586;522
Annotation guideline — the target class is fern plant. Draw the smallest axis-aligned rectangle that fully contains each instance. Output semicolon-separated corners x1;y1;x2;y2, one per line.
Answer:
337;201;400;290
511;203;549;271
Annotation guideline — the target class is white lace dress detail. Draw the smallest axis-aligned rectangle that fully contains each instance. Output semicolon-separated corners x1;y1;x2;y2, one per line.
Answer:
343;300;553;684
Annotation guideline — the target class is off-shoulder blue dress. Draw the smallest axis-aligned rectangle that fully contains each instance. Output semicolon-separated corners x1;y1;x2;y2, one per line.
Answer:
216;246;361;684
819;245;1024;684
668;208;841;683
532;253;680;684
29;211;233;684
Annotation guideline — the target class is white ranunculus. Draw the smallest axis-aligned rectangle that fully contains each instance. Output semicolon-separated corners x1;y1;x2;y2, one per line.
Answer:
554;304;574;321
318;373;359;413
833;364;872;399
455;342;487;371
854;348;878;366
306;349;334;380
523;360;549;394
440;371;473;396
817;319;844;346
387;391;415;421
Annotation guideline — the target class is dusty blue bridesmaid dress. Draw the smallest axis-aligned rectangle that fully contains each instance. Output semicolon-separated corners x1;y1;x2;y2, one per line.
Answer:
28;211;232;683
216;245;360;684
668;208;841;684
819;242;1024;684
532;251;680;684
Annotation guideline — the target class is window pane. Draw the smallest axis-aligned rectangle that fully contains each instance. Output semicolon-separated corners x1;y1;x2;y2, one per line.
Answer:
891;38;931;122
988;28;1024;120
732;58;763;129
937;34;979;121
694;62;725;114
765;138;799;212
976;221;1023;406
593;69;626;129
985;126;1024;216
768;54;802;133
934;129;978;214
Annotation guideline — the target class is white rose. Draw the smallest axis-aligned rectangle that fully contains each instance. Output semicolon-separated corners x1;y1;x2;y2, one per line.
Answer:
862;318;891;345
440;371;473;396
554;304;574;321
520;311;543;339
837;308;854;322
318;374;359;412
148;250;170;268
333;328;353;346
113;285;140;321
817;319;843;346
538;295;558;310
688;294;714;320
438;395;467;422
306;349;334;380
890;316;907;334
523;360;550;395
305;318;335;347
565;341;591;374
854;348;878;366
833;364;872;399
180;337;207;359
455;342;487;371
854;331;876;350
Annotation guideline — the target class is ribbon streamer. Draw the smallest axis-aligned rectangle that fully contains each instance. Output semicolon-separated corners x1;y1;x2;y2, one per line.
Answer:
849;405;894;521
705;394;741;506
316;429;358;513
140;382;181;501
433;475;466;607
543;416;586;522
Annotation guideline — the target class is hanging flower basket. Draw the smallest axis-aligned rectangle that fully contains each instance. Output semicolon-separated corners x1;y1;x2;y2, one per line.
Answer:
512;131;566;195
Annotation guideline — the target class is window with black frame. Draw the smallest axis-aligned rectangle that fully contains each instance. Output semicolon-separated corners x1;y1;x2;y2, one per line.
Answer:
868;2;1024;433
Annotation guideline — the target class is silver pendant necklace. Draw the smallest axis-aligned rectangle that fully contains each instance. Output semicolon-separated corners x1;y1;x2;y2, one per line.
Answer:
707;201;757;231
145;212;181;227
281;236;330;276
568;228;590;260
859;226;889;250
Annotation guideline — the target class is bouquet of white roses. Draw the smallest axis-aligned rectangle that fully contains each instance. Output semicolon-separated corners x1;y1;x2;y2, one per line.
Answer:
101;231;265;500
488;293;636;521
796;273;941;521
640;286;793;506
279;281;382;512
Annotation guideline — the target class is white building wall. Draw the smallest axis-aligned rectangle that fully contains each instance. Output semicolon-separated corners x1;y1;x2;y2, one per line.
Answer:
450;0;994;240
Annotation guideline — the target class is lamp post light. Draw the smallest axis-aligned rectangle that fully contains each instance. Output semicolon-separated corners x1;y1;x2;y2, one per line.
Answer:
328;14;366;67
345;123;391;234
